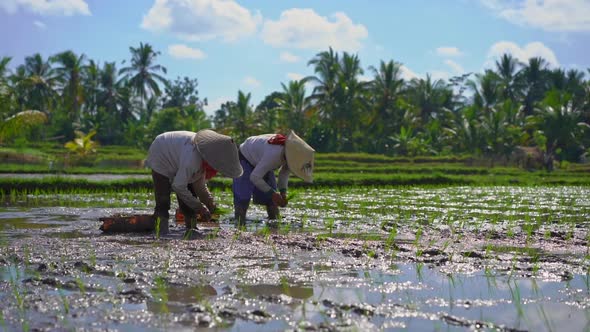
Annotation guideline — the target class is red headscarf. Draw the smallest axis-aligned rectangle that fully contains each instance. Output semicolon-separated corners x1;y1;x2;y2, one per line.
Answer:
267;134;287;145
202;160;218;180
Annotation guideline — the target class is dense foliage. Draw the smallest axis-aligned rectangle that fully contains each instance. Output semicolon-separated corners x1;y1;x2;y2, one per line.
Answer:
1;44;589;169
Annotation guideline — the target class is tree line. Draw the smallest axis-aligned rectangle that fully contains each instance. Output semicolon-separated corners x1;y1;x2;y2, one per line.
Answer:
1;43;589;168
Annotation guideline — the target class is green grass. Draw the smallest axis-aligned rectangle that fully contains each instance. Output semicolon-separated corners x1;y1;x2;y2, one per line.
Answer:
1;144;590;193
2;169;590;195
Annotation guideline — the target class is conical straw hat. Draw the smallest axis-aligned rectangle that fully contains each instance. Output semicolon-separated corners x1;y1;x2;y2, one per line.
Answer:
193;129;243;178
285;130;315;183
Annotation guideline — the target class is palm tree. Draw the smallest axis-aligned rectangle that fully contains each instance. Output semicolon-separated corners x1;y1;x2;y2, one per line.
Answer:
228;90;254;143
0;56;10;88
308;49;367;151
0;57;12;116
519;57;550;116
82;59;101;123
16;53;59;113
367;60;405;131
494;53;521;102
306;48;343;150
336;51;369;151
306;48;340;129
479;101;522;165
407;74;453;125
100;62;121;114
566;69;586;111
119;42;168;110
528;91;589;170
275;79;312;136
212;101;235;134
52;50;87;123
443;106;482;155
254;91;282;134
467;70;502;113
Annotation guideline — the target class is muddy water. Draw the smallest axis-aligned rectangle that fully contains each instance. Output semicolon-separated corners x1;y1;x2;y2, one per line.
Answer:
1;186;590;331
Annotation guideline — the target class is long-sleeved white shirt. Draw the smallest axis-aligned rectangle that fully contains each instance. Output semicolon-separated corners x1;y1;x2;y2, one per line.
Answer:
144;131;209;210
239;134;290;193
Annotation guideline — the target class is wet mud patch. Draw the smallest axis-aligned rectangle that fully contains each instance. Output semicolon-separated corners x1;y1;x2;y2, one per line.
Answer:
1;186;590;331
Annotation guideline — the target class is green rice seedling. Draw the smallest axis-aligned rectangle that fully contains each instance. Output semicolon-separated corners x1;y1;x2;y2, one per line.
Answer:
415;263;424;282
75;277;86;295
565;224;575;242
155;217;161;240
506;224;515;238
9;188;16;204
385;226;398;253
84;242;97;268
196;262;206;275
152;276;169;313
544;229;552;240
286;191;298;201
9;270;27;332
279;275;290;295
484;268;499;298
531;253;540;275
279;222;291;235
257;224;272;240
325;218;335;236
536;303;555;332
414;226;423;256
508;280;524;319
58;288;70;315
0;310;6;331
206;228;220;240
22;247;31;272
300;213;308;231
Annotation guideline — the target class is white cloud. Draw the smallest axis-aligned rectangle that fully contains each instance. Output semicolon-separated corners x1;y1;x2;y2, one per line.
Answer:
261;8;368;51
280;51;300;63
142;0;262;42
33;20;47;29
400;65;419;81
429;70;452;81
168;44;206;60
0;0;90;16
444;59;465;74
480;0;590;32
203;96;231;115
436;46;463;57
358;75;372;82
243;76;261;88
486;41;559;68
286;72;304;81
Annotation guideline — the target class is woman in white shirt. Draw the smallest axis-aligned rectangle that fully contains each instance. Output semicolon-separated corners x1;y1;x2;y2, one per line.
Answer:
145;129;242;234
233;130;315;223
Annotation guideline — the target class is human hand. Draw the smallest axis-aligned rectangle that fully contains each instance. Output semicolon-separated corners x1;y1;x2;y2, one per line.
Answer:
196;205;212;222
271;192;287;207
207;202;217;214
280;192;288;207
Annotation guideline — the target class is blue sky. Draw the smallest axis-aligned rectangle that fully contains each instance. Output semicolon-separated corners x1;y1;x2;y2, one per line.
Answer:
1;0;589;115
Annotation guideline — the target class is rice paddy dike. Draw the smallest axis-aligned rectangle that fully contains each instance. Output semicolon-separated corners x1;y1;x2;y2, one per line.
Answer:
1;150;590;331
1;151;590;193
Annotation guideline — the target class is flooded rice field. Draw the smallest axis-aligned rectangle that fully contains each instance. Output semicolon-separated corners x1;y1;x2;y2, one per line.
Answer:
1;186;590;331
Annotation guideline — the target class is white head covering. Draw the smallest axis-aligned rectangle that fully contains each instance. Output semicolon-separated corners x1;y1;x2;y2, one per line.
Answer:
285;130;315;183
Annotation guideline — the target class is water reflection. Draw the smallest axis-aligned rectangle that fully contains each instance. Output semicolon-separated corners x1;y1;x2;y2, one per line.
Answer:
146;284;217;314
238;284;313;300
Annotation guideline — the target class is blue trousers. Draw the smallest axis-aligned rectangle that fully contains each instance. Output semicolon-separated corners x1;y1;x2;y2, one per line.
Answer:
233;158;276;208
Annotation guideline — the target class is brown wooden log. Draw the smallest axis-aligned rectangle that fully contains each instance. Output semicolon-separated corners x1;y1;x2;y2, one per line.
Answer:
99;214;156;233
